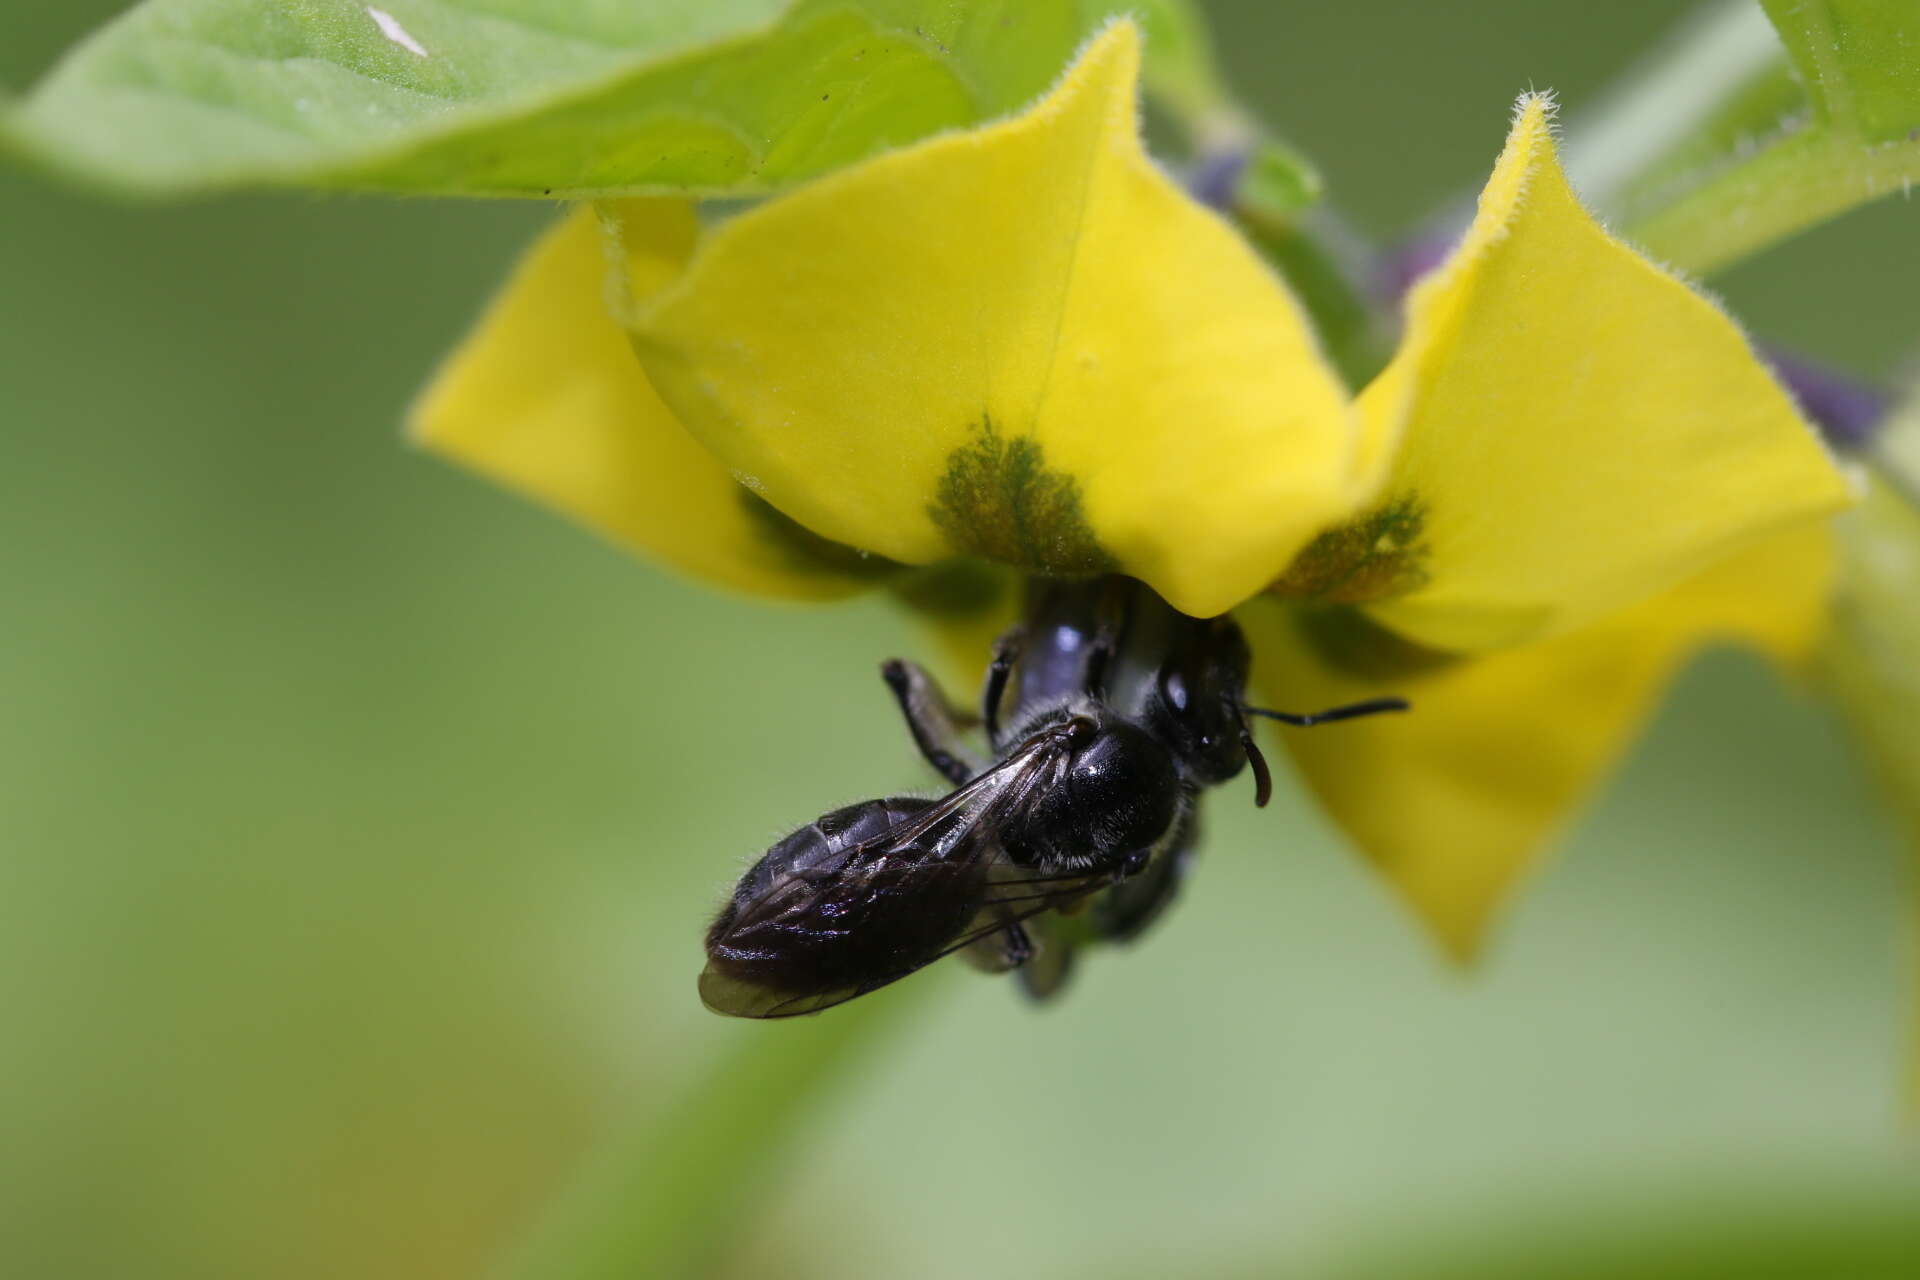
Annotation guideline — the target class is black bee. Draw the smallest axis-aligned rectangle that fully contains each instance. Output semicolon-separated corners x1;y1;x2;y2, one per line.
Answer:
700;576;1406;1018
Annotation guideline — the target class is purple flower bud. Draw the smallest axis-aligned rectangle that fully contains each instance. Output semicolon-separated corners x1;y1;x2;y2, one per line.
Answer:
1188;148;1250;213
1377;230;1459;302
1763;347;1890;452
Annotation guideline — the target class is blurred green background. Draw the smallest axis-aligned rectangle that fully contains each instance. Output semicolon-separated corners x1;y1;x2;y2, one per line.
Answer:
5;3;1920;1277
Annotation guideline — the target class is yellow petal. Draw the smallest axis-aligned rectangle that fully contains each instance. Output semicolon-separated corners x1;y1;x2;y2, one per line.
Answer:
409;204;888;601
623;21;1360;619
1352;95;1852;652
1243;521;1835;960
1817;471;1920;1109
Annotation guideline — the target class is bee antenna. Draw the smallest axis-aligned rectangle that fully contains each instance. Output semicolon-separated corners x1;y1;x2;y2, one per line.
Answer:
1236;715;1274;809
1243;697;1410;728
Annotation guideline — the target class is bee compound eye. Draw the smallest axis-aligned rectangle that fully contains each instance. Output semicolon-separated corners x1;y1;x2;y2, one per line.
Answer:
1150;657;1246;786
1159;666;1190;715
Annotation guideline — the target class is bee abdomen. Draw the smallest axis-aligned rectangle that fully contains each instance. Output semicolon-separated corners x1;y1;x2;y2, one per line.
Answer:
705;797;978;1004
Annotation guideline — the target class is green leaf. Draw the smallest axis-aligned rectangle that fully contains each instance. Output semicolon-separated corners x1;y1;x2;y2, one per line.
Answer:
3;0;1105;198
1761;0;1920;141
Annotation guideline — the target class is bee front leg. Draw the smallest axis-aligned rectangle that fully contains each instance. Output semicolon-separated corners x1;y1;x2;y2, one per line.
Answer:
880;659;984;785
982;627;1025;749
1081;576;1137;702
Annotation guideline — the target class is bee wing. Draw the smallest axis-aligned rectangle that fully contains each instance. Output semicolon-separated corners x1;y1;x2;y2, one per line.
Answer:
700;747;1115;1019
700;859;1115;1019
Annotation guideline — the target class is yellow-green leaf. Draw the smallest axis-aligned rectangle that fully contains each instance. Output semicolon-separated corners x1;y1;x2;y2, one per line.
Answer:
1761;0;1920;142
6;0;1107;198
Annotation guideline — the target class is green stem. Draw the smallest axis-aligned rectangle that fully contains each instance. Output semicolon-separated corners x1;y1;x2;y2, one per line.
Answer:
1129;0;1384;387
1560;0;1920;278
1873;392;1920;517
1625;124;1920;276
499;989;923;1280
1235;210;1390;389
1562;0;1787;215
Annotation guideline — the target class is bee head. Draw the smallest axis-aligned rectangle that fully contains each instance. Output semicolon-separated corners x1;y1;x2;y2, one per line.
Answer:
1143;619;1254;787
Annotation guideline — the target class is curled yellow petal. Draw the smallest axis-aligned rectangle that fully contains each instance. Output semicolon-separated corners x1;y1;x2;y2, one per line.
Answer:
623;21;1361;619
1352;95;1852;653
1243;521;1835;959
409;204;886;601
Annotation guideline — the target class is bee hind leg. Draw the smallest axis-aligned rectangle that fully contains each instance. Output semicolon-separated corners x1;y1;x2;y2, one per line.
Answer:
960;921;1033;974
1015;916;1078;1002
960;915;1079;1001
1089;809;1200;944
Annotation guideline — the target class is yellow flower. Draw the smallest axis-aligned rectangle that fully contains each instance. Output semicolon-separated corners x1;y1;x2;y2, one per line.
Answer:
1240;523;1835;957
410;21;1850;958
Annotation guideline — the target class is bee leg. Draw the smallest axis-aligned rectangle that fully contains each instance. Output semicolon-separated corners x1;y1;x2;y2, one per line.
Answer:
1090;808;1200;944
960;921;1033;974
1084;628;1117;701
1015;917;1078;1001
1002;921;1034;967
1082;576;1141;702
880;659;984;785
982;627;1025;749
